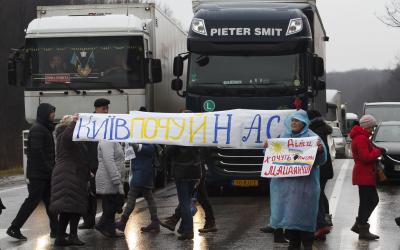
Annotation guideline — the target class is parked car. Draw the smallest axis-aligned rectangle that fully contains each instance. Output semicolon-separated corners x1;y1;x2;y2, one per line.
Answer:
332;127;346;158
372;121;400;180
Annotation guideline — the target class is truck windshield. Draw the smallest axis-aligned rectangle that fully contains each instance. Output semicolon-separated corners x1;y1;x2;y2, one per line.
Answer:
188;53;303;88
365;106;400;122
24;36;145;90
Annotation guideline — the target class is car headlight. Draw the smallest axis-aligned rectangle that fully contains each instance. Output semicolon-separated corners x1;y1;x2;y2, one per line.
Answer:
286;18;303;36
191;18;207;36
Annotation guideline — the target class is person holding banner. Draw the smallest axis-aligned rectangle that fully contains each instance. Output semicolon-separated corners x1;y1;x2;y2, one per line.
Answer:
349;115;383;240
264;109;326;250
50;114;90;246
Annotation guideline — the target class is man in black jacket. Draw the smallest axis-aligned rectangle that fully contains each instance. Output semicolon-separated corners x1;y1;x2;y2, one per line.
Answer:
7;103;58;240
79;98;110;229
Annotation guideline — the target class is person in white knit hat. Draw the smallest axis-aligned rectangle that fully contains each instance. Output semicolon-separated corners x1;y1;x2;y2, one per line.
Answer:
348;114;384;240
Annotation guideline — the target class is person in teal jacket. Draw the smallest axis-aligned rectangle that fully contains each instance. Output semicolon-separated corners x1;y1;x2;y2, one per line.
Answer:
265;109;327;250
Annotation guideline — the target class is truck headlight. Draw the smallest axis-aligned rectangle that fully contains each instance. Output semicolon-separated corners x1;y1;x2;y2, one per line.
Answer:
286;18;303;36
191;18;207;36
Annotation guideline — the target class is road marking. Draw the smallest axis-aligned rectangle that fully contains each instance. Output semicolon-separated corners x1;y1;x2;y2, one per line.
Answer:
329;159;352;217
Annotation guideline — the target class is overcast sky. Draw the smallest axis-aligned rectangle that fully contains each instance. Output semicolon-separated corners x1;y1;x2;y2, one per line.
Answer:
158;0;400;72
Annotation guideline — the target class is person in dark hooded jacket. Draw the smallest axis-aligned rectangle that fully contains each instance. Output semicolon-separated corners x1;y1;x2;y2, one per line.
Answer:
7;103;58;240
50;115;90;246
307;110;333;239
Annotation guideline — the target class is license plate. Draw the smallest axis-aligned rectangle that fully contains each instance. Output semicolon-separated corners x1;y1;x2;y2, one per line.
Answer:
394;165;400;171
233;180;259;187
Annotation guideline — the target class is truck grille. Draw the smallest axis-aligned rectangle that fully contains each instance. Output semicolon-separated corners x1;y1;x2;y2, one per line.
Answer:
212;147;264;174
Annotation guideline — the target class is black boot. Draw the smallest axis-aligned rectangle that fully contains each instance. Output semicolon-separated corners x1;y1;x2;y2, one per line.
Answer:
178;232;194;240
274;228;289;243
54;235;72;246
159;215;179;231
260;225;275;233
358;224;379;240
351;217;360;234
68;234;85;246
7;226;27;241
141;220;160;233
199;220;217;233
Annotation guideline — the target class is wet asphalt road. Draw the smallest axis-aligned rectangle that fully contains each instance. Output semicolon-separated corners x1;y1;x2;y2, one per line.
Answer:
0;158;400;250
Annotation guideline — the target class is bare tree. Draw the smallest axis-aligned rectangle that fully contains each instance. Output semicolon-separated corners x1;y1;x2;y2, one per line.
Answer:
380;0;400;27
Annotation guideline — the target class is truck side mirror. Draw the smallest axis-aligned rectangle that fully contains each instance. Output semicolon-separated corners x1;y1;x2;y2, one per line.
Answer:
151;59;162;83
315;79;326;90
173;56;184;77
8;49;25;86
171;78;183;91
8;52;17;86
313;56;324;77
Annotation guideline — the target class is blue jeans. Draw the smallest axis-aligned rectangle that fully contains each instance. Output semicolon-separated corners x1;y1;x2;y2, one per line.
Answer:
175;180;198;234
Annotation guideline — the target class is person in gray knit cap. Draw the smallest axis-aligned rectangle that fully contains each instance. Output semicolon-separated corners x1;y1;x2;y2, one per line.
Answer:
349;114;384;240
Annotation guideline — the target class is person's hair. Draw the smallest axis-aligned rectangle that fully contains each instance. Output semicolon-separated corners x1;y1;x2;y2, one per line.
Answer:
139;106;147;111
59;115;74;126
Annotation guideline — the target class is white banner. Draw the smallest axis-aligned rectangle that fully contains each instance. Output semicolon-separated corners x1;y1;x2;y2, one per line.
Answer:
261;136;319;178
73;109;294;148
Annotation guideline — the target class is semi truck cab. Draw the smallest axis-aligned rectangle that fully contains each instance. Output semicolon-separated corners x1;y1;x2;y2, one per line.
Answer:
171;0;328;189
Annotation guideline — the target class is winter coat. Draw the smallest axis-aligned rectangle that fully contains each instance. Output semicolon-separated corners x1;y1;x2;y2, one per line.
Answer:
50;121;90;215
165;146;202;181
96;141;125;194
269;110;327;232
309;117;334;180
350;125;381;186
130;144;156;188
26;103;56;180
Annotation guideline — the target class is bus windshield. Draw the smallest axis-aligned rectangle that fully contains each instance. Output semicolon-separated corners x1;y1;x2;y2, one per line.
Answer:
24;36;145;90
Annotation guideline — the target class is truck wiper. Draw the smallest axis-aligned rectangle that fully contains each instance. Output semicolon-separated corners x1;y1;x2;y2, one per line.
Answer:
45;82;81;94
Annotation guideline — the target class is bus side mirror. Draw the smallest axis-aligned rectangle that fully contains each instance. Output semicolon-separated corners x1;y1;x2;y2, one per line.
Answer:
313;56;324;77
171;78;183;91
173;56;184;77
151;59;162;83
